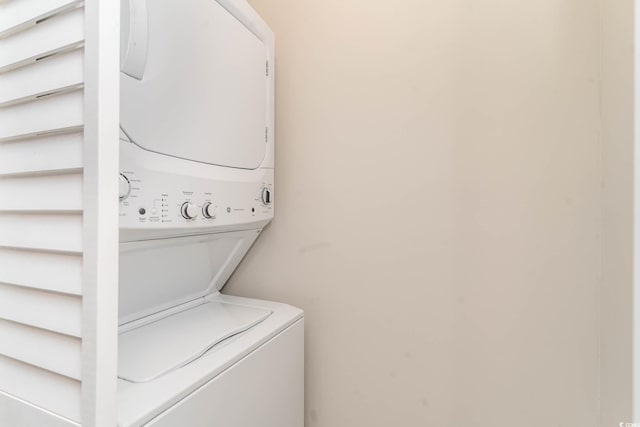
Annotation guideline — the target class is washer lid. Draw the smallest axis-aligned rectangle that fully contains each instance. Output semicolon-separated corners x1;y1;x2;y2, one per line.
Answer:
120;0;268;169
119;301;272;383
119;230;261;325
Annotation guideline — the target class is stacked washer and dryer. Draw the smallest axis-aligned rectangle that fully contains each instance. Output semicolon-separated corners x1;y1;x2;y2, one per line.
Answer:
117;1;303;426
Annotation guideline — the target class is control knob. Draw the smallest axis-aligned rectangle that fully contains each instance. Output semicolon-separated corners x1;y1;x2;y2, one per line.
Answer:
202;202;215;219
181;202;199;220
261;188;272;205
119;173;131;201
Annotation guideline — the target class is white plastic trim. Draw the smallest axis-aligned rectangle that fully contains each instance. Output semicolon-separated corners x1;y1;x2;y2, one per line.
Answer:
120;0;148;80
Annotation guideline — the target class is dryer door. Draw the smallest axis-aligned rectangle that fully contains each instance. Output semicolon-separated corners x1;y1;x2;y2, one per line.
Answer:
120;0;268;169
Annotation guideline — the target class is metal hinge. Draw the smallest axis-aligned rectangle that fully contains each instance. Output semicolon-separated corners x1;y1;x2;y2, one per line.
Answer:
265;127;269;142
266;60;269;76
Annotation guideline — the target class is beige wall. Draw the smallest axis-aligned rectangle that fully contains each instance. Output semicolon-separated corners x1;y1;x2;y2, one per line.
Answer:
226;1;604;425
600;0;635;424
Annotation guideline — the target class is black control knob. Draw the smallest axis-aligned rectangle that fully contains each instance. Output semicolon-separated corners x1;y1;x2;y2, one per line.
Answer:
261;188;272;205
119;173;131;201
202;202;215;219
181;202;198;219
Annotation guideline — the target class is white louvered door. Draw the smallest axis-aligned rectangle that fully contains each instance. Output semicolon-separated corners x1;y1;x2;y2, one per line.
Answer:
0;1;119;426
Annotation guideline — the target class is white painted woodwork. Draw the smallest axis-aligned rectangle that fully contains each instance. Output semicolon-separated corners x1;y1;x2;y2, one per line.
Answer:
0;173;82;211
0;6;84;72
81;0;120;425
0;213;83;253
0;390;79;427
0;131;83;177
0;319;82;380
0;247;82;295
0;89;83;141
0;355;81;422
0;49;84;107
0;3;94;424
0;283;82;337
0;0;82;36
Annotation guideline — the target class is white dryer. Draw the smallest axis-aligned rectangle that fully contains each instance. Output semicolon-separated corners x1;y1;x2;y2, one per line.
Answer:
117;1;303;426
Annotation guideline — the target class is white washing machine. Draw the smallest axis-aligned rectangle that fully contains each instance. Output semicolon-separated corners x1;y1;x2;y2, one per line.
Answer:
117;1;303;426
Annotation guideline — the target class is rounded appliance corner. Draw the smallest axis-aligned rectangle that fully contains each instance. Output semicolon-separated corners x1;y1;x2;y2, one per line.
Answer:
120;0;149;80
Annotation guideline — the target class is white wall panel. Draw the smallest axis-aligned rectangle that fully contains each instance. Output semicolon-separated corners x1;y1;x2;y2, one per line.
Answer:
0;354;81;422
0;320;82;380
0;283;82;337
0;248;82;295
0;131;83;176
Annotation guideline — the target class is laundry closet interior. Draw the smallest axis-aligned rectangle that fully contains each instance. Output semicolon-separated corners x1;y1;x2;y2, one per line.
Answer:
0;0;639;426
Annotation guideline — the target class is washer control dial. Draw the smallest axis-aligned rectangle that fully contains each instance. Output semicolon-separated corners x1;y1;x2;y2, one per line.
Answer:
181;202;199;220
261;188;272;205
119;173;131;201
202;202;215;219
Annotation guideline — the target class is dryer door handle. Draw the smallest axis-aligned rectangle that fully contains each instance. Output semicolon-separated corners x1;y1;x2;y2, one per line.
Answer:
121;0;148;80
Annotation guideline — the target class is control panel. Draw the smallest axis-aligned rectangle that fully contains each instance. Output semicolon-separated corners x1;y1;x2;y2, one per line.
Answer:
119;165;273;240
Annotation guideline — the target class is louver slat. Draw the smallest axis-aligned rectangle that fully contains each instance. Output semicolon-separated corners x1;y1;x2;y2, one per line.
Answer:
0;7;84;73
0;131;83;176
0;0;83;36
0;213;83;253
0;173;82;212
0;320;82;380
0;90;83;141
0;248;82;295
0;283;82;337
0;354;81;422
0;49;83;107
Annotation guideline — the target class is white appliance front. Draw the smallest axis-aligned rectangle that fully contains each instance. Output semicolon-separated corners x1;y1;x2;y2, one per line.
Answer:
117;1;302;426
120;0;270;170
116;294;303;427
